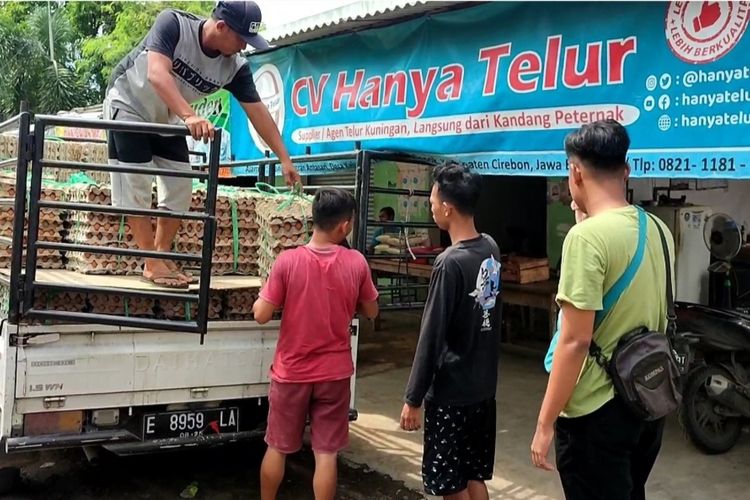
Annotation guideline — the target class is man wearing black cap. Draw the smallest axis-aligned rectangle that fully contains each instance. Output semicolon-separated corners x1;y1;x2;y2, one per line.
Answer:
104;1;300;288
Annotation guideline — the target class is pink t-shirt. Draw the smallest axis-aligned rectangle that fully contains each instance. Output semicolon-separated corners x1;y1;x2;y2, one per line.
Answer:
259;245;379;383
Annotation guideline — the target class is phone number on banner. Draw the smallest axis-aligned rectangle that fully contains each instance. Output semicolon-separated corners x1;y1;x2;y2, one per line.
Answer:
456;148;750;178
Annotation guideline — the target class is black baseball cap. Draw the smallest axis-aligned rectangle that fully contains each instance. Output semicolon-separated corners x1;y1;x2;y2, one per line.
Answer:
213;1;269;50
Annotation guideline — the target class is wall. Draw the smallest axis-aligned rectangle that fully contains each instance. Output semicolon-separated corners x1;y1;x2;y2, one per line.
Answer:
630;179;750;230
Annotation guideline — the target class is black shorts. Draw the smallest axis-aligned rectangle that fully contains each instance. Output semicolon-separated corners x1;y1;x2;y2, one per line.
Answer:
107;113;189;164
105;106;191;211
422;398;496;496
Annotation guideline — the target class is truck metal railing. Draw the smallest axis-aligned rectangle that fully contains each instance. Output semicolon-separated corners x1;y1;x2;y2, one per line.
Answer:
2;112;32;323
355;151;441;310
201;145;442;311
12;113;222;336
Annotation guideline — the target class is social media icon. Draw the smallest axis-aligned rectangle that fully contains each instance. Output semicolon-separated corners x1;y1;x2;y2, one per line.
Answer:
643;96;655;112
658;95;671;110
646;75;658;91
658;115;672;131
659;73;672;90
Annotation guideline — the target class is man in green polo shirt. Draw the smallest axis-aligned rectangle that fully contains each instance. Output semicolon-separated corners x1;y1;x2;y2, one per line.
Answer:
530;120;675;500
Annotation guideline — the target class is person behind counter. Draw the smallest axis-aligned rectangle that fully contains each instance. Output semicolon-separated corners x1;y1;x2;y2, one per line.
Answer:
368;206;396;252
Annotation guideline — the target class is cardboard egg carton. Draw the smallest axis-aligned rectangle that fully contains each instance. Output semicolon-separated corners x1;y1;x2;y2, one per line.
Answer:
0;178;67;270
0;223;62;241
225;287;260;320
254;195;312;279
33;291;87;314
67;225;132;246
43;141;108;164
254;197;311;232
177;220;205;239
0;135;18;160
68;211;123;226
0;243;64;270
87;294;155;317
212;253;256;265
260;232;309;251
210;262;259;276
66;239;143;275
0;284;84;323
0;255;64;270
158;294;222;321
216;215;257;229
0;177;17;198
66;184;112;205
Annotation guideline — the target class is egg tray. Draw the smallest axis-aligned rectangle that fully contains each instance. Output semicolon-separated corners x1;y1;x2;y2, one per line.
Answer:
85;294;155;317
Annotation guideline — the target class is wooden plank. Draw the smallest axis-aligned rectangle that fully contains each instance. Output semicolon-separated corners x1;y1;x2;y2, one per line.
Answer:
369;259;433;279
504;256;549;271
502;265;550;284
504;279;558;294
193;275;262;290
0;269;262;292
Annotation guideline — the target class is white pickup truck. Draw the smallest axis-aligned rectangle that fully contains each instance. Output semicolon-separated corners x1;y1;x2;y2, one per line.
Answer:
0;318;359;453
0;111;365;493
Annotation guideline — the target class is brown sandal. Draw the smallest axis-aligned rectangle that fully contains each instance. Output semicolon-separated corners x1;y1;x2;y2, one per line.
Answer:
140;270;189;289
166;261;198;284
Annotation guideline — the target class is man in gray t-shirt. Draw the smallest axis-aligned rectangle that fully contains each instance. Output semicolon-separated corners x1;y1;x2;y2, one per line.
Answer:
105;1;300;288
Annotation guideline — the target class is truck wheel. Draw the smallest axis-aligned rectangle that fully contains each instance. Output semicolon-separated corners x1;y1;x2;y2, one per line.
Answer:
682;365;744;454
0;466;20;495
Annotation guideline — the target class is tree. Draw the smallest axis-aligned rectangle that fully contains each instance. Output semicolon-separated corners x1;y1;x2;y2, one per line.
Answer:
80;2;214;98
0;1;216;116
0;2;91;118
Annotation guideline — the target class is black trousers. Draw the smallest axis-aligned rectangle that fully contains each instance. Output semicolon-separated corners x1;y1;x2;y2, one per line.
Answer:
555;397;665;500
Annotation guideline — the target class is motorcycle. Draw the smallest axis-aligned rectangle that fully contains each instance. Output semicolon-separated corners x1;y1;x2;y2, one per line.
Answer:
675;301;750;454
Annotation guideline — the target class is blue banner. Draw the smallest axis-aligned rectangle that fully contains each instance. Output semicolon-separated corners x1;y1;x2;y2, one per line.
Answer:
232;1;750;178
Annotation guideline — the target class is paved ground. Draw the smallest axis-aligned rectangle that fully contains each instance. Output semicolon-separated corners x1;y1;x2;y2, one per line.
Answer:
346;312;750;500
3;310;750;499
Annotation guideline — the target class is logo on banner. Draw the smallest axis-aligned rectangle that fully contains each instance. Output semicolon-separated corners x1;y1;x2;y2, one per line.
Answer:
250;64;285;153
665;1;750;64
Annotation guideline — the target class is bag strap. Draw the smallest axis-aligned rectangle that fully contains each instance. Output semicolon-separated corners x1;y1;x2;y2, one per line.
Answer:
544;206;647;373
589;206;648;368
647;213;677;338
590;211;676;370
595;207;649;330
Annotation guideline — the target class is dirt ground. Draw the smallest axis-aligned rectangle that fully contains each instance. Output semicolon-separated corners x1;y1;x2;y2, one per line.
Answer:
5;310;749;499
1;313;430;499
4;443;422;499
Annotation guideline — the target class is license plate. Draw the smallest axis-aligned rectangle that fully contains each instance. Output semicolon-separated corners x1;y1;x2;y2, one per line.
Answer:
142;407;239;439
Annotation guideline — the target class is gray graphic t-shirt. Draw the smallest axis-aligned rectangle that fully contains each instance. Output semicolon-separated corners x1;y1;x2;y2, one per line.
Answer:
105;9;260;124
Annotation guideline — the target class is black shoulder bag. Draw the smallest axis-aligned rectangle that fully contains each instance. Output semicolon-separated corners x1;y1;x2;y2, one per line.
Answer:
589;214;682;421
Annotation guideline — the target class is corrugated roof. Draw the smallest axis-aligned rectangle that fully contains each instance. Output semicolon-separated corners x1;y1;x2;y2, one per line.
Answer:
262;0;472;48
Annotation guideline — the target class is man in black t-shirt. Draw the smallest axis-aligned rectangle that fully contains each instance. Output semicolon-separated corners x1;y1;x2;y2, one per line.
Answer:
105;1;300;288
401;163;502;499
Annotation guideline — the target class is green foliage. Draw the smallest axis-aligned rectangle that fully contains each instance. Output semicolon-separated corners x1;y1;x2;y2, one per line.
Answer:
81;2;214;96
0;2;91;117
0;1;215;116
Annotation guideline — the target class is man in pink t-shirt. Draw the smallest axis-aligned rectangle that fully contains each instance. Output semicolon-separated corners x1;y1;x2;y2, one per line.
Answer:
253;188;379;500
